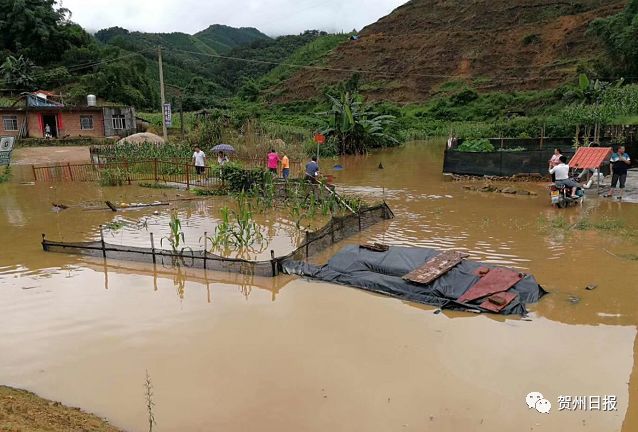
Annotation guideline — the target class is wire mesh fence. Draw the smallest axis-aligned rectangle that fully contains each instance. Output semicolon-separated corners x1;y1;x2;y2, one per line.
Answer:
42;203;394;277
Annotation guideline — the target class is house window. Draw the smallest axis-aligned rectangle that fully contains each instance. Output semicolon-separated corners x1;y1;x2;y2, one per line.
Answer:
112;115;126;130
80;115;94;130
3;115;18;131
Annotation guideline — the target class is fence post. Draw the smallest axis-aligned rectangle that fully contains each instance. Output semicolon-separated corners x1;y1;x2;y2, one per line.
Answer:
66;162;73;181
203;231;207;270
154;158;158;182
125;160;130;185
330;220;335;244
99;225;106;259
270;250;277;277
150;232;156;264
31;165;36;182
185;163;190;190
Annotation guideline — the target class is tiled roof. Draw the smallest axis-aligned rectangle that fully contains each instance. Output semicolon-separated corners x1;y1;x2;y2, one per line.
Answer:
569;147;612;170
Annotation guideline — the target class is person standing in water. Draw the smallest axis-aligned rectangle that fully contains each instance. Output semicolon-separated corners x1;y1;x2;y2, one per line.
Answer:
305;156;319;182
609;146;631;200
281;152;290;180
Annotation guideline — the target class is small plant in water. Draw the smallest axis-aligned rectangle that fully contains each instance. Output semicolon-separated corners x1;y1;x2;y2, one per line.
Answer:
144;370;156;432
161;212;185;253
206;193;266;251
99;168;128;186
0;166;11;183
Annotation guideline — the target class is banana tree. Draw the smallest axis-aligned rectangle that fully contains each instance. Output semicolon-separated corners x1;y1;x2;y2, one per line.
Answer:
318;89;398;154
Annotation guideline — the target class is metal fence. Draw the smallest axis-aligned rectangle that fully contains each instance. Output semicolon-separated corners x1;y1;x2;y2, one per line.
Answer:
89;145;305;178
32;159;224;188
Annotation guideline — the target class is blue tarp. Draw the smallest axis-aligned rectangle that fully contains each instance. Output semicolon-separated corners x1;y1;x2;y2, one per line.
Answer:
283;245;547;315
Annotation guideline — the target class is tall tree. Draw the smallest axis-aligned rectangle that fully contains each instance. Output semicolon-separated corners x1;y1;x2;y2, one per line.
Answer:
589;0;638;78
0;0;93;65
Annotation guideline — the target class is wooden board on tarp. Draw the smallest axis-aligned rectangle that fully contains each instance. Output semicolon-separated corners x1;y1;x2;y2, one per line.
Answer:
479;292;518;313
403;250;469;285
458;268;523;303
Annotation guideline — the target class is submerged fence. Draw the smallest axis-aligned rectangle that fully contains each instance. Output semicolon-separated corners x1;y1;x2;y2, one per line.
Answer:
32;158;304;187
42;203;395;277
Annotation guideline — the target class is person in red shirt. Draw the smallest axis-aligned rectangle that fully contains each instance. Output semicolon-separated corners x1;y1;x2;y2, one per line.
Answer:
267;149;280;175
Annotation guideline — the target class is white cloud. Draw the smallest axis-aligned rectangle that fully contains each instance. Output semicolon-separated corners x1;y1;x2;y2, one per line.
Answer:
61;0;409;36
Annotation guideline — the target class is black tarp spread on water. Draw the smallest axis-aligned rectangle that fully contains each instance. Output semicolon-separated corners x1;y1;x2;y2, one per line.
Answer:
283;245;547;315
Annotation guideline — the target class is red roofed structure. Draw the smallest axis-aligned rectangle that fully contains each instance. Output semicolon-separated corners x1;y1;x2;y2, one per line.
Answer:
569;147;612;170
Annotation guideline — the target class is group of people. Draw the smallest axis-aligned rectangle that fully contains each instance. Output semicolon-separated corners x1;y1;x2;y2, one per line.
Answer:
191;146;229;175
191;146;321;181
267;149;320;180
548;146;631;200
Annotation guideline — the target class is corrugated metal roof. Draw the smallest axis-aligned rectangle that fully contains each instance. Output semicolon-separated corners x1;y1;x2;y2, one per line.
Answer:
569;147;613;170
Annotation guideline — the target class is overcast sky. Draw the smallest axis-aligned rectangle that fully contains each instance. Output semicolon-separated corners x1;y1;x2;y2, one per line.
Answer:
61;0;409;36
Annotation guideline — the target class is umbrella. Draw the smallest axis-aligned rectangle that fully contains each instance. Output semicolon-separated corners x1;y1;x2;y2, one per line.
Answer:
211;144;235;154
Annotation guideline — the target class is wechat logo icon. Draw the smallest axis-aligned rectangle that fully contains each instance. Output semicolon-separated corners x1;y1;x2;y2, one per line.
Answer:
526;392;552;414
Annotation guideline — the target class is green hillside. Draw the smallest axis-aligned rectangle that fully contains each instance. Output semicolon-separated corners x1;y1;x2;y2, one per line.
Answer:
194;25;270;53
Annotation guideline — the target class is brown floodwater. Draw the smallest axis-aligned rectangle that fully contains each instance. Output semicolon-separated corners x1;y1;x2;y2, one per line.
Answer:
1;140;638;431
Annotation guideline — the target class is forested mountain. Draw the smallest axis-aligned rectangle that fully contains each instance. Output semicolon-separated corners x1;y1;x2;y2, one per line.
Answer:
0;1;348;110
2;0;634;113
194;25;271;53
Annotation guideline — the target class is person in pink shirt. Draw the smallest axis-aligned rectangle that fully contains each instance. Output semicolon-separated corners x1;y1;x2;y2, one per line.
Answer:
548;148;562;182
267;149;280;175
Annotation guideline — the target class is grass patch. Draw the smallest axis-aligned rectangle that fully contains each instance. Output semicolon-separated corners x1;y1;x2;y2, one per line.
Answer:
573;217;625;232
0;166;11;183
192;188;228;196
539;215;630;236
139;182;176;189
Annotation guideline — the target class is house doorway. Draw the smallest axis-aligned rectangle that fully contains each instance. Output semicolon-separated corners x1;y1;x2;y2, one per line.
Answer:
42;114;58;138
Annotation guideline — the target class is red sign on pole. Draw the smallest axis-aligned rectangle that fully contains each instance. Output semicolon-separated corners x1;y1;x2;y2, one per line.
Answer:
314;133;326;144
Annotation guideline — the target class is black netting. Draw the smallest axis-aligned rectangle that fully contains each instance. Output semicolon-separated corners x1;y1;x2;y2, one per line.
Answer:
42;203;394;277
444;149;577;177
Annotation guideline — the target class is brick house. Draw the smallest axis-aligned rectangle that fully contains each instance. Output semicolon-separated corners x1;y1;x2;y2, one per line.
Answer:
0;92;136;139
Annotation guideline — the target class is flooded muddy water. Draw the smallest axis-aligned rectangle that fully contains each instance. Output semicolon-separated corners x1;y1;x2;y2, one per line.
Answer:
2;140;638;431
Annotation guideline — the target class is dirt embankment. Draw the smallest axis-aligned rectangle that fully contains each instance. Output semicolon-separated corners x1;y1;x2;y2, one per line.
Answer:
0;386;123;432
275;0;626;103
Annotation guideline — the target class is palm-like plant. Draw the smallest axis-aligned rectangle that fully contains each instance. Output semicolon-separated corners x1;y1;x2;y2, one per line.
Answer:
318;88;398;154
0;55;37;90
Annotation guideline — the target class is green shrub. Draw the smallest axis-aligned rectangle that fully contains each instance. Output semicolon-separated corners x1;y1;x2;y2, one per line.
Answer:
456;139;495;152
99;168;128;186
0;166;10;183
220;162;268;192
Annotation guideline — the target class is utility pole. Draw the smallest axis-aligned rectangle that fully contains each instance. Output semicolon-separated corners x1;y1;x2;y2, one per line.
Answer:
158;46;168;142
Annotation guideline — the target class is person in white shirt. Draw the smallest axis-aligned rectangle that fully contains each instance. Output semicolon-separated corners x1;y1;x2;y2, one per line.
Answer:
549;155;580;197
192;146;206;176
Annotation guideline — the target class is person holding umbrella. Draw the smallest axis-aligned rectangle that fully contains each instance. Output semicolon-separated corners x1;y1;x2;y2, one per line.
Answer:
211;144;234;166
217;152;229;166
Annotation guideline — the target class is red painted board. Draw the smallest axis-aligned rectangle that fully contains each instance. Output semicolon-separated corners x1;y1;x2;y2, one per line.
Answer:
403;250;469;285
479;292;518;313
458;268;523;303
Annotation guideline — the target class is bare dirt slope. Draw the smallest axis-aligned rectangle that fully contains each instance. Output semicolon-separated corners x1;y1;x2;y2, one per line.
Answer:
276;0;625;103
0;386;123;432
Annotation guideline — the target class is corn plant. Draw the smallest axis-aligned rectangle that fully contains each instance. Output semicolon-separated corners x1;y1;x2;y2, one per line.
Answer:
161;212;185;253
205;194;266;252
